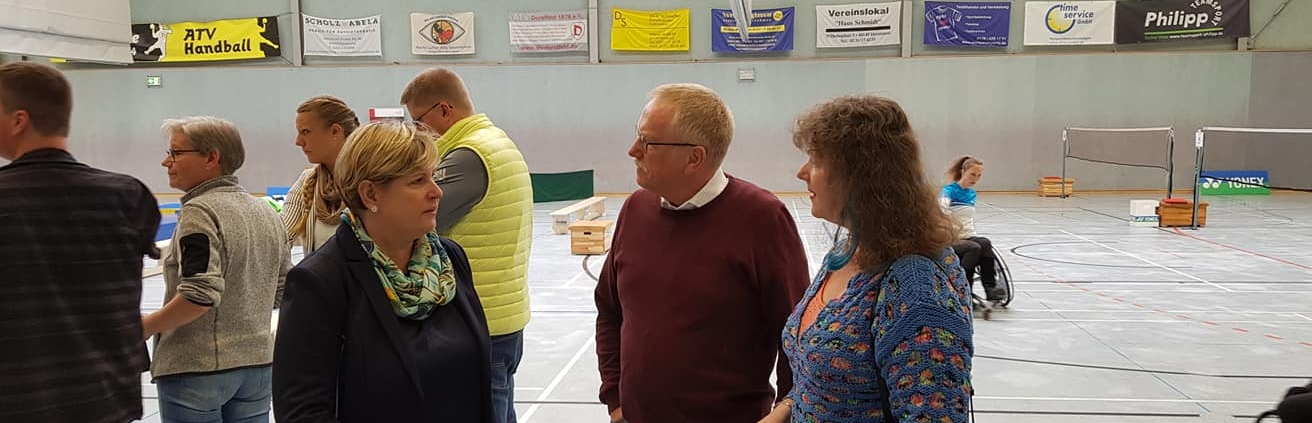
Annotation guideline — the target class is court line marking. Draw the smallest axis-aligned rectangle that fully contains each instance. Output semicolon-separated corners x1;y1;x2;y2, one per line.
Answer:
521;338;596;423
1168;227;1312;272
561;255;606;288
982;202;1042;224
1060;230;1232;292
1014;258;1312;348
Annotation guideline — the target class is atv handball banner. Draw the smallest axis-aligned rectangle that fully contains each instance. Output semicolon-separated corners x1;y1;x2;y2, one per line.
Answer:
131;16;281;62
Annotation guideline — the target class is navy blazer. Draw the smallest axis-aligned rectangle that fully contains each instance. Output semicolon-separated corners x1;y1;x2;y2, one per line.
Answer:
272;223;493;423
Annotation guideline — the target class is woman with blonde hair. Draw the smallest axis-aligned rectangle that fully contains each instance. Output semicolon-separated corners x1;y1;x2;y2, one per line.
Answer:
282;95;359;253
761;95;973;423
272;120;492;423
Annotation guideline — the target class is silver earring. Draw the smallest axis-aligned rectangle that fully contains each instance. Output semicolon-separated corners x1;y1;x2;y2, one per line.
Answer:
370;206;378;213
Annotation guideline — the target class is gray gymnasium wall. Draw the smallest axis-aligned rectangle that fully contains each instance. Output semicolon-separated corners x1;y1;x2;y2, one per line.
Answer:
19;0;1312;193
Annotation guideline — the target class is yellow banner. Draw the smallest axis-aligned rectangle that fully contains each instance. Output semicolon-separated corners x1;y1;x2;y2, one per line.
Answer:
611;8;690;51
132;16;281;63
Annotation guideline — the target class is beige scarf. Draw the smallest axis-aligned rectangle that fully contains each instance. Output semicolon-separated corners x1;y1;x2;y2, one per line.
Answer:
289;165;345;238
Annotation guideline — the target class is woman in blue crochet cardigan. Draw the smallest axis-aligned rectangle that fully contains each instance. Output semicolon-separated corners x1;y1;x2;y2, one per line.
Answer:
760;95;975;423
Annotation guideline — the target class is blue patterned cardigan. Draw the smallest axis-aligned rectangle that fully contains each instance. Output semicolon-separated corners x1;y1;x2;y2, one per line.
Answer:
781;249;974;422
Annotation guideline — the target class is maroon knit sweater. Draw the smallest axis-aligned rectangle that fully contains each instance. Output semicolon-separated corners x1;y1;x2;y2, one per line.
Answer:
594;175;811;423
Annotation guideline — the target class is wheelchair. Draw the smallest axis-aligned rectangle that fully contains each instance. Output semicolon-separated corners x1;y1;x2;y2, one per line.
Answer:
953;243;1015;320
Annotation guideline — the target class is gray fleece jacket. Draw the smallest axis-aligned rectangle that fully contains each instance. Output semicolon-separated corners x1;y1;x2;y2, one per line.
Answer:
153;175;291;378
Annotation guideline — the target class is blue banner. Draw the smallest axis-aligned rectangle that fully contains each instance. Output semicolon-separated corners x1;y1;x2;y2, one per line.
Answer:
924;1;1011;47
711;7;794;53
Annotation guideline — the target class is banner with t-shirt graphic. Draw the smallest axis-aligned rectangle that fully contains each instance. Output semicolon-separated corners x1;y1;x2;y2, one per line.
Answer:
923;1;1011;47
710;7;795;53
1024;1;1116;46
815;3;902;48
1115;0;1249;43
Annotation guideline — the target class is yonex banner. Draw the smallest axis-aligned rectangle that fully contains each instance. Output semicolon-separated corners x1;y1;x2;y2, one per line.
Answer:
1115;0;1250;43
1199;170;1270;195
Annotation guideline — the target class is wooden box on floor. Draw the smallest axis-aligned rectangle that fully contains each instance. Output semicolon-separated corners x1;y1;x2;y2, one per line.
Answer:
550;196;606;235
569;220;613;255
1156;198;1208;227
1038;177;1075;197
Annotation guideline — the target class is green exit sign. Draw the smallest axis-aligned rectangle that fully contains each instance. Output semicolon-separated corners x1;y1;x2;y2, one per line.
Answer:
145;76;162;87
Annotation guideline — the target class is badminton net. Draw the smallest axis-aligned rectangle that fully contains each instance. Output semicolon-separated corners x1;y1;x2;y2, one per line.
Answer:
1063;126;1176;196
1196;126;1312;193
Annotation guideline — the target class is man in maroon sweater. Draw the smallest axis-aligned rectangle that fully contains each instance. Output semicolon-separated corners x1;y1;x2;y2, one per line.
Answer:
594;83;810;423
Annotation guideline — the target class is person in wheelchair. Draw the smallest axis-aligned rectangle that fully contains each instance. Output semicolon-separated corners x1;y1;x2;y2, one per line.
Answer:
942;156;1007;302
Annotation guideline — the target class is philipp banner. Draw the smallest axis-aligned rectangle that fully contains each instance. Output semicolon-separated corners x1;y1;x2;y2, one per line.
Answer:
1116;0;1249;43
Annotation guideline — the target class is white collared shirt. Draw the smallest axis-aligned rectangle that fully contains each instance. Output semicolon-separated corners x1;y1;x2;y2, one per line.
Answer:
660;169;729;210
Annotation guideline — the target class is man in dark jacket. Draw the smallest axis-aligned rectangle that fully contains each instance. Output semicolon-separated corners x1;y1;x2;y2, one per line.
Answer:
0;62;161;423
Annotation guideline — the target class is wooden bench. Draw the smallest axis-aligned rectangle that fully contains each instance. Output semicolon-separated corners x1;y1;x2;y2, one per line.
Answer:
550;196;606;234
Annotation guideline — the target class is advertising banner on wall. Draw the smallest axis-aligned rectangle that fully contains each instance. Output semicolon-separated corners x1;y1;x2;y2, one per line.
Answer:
508;10;587;53
131;16;280;62
1199;170;1270;195
710;7;794;53
611;8;690;51
815;3;901;48
1115;0;1249;43
302;14;382;57
923;1;1011;47
1023;1;1116;46
411;12;476;55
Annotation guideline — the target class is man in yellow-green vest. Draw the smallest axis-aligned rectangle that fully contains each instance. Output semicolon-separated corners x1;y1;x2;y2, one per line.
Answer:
402;67;534;423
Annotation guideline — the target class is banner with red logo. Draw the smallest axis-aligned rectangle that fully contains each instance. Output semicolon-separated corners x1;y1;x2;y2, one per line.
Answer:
411;12;476;55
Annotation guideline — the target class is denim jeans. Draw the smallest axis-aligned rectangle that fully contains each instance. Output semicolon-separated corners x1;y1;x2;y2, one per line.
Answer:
490;330;525;423
155;366;272;423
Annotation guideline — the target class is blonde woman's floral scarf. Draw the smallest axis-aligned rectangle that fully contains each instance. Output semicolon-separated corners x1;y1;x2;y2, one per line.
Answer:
342;210;456;319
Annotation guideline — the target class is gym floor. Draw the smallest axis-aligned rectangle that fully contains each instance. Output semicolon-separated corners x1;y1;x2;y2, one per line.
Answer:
137;192;1312;422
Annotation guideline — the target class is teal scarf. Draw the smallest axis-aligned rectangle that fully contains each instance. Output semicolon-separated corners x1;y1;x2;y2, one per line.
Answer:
342;210;457;320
